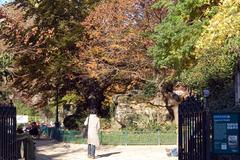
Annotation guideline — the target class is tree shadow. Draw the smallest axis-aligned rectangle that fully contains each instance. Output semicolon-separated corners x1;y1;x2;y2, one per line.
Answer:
35;139;62;148
35;140;85;160
97;152;121;158
36;148;84;160
36;153;53;160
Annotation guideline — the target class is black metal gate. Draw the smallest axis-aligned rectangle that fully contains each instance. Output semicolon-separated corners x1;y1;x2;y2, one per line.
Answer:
0;104;17;160
178;96;210;160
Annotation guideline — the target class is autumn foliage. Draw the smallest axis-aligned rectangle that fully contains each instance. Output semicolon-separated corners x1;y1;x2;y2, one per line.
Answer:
80;0;165;91
1;0;239;111
0;0;162;108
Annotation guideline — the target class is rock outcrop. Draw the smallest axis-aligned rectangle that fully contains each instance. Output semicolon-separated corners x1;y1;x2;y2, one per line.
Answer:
112;90;181;129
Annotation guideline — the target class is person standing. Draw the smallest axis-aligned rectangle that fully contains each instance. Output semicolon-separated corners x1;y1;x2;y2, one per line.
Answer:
84;109;100;159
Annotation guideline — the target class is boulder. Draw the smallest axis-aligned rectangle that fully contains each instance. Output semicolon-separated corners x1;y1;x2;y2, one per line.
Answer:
114;102;171;128
112;90;178;128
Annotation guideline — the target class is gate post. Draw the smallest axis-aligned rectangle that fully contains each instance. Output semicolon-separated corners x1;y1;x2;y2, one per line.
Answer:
203;89;211;160
203;110;211;160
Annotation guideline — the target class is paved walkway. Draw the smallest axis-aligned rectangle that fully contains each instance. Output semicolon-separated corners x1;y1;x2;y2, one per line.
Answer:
36;140;178;160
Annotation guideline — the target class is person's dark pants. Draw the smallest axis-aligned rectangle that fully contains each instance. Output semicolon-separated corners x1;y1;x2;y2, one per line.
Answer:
88;144;96;158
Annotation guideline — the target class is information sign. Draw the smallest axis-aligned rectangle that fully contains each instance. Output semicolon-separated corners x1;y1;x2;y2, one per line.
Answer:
212;113;240;154
16;115;29;124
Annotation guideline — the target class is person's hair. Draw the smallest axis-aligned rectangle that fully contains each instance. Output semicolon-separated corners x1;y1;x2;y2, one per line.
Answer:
89;108;97;114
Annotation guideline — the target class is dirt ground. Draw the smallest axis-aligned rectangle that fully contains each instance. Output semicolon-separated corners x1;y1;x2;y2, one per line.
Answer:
35;140;178;160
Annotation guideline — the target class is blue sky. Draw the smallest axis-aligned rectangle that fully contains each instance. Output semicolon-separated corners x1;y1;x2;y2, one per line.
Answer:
0;0;13;5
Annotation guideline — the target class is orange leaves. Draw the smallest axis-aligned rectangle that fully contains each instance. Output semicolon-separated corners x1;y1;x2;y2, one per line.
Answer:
113;83;126;93
88;46;105;56
86;61;97;70
84;59;102;78
106;83;127;94
78;0;159;87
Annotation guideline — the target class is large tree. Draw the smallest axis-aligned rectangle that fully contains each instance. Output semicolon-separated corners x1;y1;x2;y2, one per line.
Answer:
81;0;165;94
149;0;240;109
149;0;223;87
0;0;164;112
0;0;100;107
184;0;240;86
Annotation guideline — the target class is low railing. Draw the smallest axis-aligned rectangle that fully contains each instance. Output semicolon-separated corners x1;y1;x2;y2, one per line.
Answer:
61;130;177;145
17;133;35;160
42;127;63;141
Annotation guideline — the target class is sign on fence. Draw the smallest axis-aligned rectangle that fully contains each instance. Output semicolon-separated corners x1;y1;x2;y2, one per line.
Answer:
17;115;28;124
212;113;240;154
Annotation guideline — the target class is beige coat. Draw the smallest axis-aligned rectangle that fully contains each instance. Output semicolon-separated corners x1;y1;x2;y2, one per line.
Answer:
84;114;100;147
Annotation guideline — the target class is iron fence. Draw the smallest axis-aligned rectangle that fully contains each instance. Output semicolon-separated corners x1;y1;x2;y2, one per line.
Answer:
178;96;210;160
0;105;17;160
61;130;177;145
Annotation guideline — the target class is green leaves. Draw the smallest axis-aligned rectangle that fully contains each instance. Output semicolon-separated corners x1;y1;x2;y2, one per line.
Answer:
149;0;240;89
0;52;14;85
15;100;39;116
0;52;13;69
150;1;209;71
187;0;240;87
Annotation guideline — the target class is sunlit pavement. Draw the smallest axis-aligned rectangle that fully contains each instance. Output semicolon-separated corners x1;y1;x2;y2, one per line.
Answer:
35;140;178;160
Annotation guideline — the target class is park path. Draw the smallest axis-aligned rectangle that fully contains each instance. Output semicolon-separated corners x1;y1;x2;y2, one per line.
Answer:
35;140;177;160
